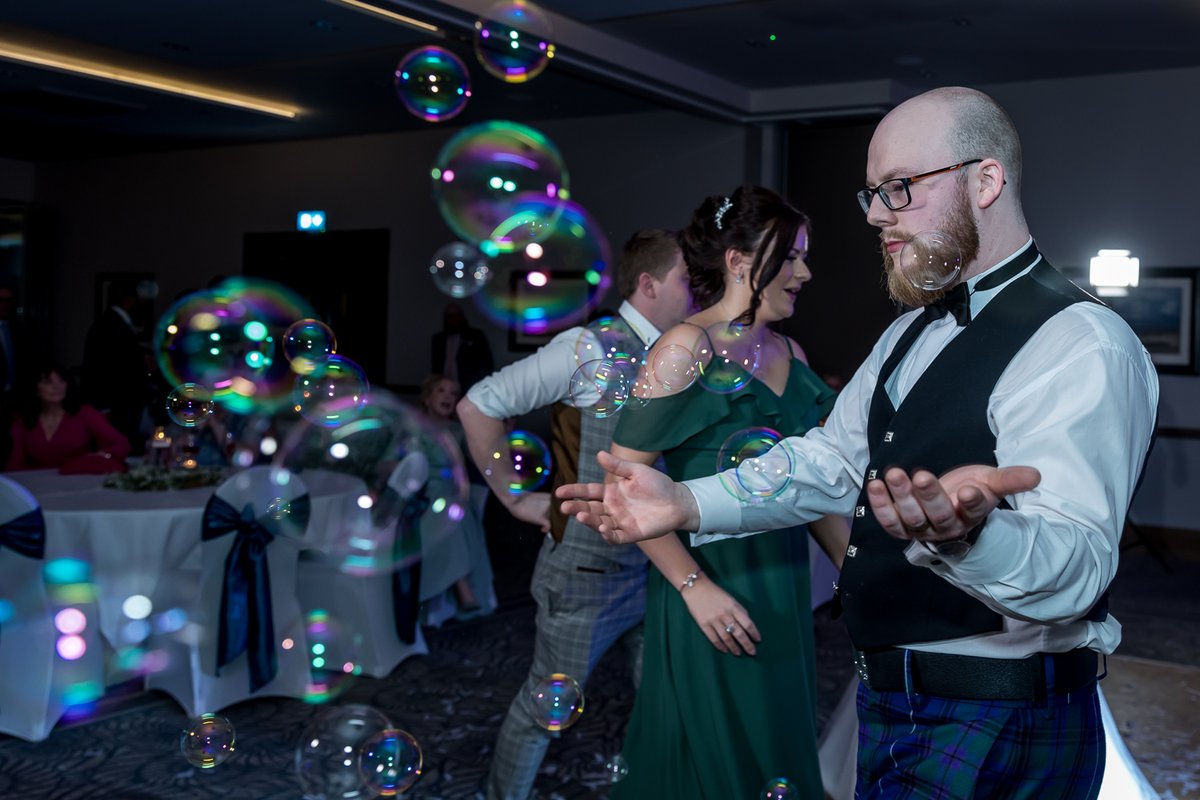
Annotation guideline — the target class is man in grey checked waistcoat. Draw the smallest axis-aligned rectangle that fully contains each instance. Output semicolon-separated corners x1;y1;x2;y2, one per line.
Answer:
458;229;692;800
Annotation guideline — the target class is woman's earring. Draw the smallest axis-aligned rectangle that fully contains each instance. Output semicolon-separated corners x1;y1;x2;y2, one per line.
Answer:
735;272;744;284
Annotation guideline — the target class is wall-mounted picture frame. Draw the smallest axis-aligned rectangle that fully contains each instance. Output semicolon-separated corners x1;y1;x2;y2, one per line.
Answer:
1077;267;1200;374
506;269;601;352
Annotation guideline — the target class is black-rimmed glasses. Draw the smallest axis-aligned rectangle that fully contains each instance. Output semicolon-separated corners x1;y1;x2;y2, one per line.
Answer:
856;159;982;214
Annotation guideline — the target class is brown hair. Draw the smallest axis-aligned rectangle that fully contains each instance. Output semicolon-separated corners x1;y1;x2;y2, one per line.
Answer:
679;185;808;325
615;229;680;299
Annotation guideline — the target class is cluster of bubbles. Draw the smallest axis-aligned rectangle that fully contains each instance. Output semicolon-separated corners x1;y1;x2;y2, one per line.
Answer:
181;713;237;769
898;230;963;291
716;427;794;502
393;46;472;123
529;672;584;732
392;1;557;123
295;704;422;798
565;315;649;418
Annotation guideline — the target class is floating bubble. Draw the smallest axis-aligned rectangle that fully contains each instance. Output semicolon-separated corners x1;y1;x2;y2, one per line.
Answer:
473;198;611;336
296;704;394;800
394;45;471;122
266;497;292;520
488;429;550;494
275;390;464;576
574;315;646;372
568;359;630;418
651;343;699;393
166;383;215;427
431;120;568;248
294;355;369;427
604;754;629;783
358;728;423;796
696;322;762;394
155;279;314;415
284;320;337;375
429;242;492;299
303;610;363;704
717;427;794;501
473;0;555;84
181;713;236;769
530;673;584;732
898;230;962;291
760;777;799;799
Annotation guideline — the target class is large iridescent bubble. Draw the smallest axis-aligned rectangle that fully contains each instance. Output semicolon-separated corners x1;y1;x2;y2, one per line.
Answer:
473;0;556;84
275;389;468;577
154;278;314;415
394;45;472;123
431;120;569;248
473;198;611;335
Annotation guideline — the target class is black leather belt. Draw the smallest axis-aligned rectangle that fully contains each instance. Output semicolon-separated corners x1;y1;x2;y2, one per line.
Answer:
854;648;1098;701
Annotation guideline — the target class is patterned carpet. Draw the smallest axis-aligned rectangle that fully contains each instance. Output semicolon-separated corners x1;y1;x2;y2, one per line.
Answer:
0;541;1193;799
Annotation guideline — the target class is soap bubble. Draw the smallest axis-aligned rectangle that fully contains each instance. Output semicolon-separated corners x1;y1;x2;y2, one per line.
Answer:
898;230;962;291
358;728;423;796
181;713;236;769
166;383;215;427
394;45;471;122
529;673;584;731
429;241;492;299
716;427;794;501
295;704;393;800
473;0;556;84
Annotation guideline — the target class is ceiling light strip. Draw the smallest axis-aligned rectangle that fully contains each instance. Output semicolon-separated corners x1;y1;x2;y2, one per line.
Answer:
0;42;299;119
329;0;441;33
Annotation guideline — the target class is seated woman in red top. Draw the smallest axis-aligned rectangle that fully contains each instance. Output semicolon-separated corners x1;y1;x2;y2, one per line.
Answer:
6;361;131;472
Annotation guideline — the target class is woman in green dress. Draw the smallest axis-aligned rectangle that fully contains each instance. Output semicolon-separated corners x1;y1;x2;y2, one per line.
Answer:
609;185;849;799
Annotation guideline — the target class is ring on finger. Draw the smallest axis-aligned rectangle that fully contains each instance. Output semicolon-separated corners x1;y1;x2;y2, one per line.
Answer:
725;623;736;634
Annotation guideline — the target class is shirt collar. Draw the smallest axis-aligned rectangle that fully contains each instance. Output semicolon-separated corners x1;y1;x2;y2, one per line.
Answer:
966;236;1040;317
618;300;661;347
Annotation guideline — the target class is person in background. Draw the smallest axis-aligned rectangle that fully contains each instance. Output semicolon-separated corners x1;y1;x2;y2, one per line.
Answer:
431;302;494;395
457;228;692;800
418;372;497;624
82;277;153;453
7;360;130;471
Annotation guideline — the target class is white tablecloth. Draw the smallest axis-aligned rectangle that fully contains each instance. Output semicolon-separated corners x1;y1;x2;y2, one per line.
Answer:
7;468;367;649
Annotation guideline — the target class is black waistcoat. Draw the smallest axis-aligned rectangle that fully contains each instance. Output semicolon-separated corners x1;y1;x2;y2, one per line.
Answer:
838;256;1099;651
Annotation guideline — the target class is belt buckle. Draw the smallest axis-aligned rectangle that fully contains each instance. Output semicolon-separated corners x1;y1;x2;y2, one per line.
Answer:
853;650;870;688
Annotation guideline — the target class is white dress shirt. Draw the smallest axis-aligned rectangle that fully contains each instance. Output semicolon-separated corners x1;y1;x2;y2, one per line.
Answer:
686;239;1160;657
466;301;660;419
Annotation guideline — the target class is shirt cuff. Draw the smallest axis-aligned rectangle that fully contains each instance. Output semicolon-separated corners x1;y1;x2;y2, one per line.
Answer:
684;475;742;537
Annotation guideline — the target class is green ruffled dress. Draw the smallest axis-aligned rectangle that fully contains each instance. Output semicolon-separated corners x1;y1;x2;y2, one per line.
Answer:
610;356;836;800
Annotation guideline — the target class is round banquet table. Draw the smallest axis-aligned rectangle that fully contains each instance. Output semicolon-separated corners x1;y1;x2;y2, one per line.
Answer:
5;468;368;649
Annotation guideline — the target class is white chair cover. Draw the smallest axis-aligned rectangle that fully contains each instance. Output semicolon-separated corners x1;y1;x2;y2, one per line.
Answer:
0;475;104;741
295;453;430;679
147;466;312;717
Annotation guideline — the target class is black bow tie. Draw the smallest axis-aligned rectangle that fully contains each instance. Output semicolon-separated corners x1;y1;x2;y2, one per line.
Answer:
923;282;971;326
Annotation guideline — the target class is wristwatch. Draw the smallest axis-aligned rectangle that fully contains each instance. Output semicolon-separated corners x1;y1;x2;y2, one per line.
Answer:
927;522;984;558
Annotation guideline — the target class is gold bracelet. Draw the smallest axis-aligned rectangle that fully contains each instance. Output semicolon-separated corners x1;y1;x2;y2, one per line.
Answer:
679;570;703;592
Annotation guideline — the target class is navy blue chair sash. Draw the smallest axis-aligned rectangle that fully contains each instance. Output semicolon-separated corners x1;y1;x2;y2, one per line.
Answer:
0;506;46;658
202;492;310;693
0;507;46;560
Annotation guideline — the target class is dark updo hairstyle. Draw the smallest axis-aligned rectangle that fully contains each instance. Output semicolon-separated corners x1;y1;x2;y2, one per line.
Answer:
678;184;808;326
19;360;82;429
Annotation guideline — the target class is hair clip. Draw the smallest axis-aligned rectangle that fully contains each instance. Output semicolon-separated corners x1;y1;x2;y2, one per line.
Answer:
714;196;733;230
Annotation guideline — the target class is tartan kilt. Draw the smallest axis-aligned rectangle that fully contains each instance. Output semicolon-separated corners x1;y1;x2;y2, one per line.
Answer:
855;680;1105;800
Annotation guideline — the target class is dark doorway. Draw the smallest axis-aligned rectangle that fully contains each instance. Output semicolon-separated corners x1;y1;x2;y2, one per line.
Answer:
243;229;389;385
